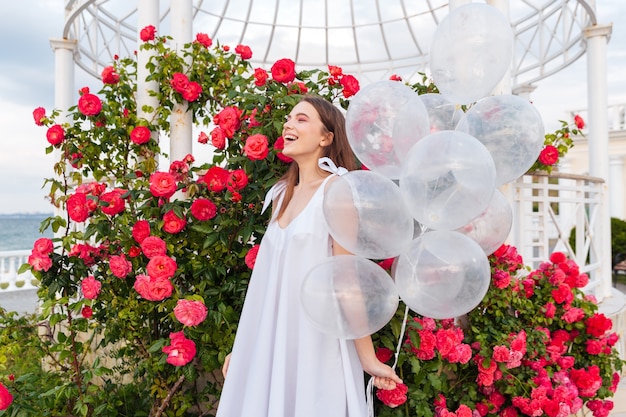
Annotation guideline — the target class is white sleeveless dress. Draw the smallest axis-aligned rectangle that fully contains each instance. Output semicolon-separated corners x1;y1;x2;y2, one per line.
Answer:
216;173;367;417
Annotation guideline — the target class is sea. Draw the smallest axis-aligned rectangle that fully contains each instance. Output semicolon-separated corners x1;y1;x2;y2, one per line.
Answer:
0;213;54;252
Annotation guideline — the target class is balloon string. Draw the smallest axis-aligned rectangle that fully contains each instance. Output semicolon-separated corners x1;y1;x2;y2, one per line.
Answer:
366;304;410;417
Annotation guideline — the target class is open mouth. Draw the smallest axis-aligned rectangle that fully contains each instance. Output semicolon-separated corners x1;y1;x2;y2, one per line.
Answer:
284;134;298;142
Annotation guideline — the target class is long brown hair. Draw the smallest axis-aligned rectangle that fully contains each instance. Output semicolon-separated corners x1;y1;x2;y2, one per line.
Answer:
276;95;357;220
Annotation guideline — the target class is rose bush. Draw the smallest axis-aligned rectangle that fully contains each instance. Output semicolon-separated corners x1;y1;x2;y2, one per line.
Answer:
0;25;620;417
529;116;585;174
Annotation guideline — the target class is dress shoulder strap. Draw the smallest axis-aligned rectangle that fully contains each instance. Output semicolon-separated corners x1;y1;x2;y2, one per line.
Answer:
261;181;287;217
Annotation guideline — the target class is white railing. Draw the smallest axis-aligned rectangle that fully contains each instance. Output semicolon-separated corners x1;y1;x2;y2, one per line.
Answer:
0;250;37;291
509;171;611;300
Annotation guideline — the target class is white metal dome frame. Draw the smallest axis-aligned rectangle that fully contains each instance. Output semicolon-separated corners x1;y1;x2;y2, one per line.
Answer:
62;0;597;88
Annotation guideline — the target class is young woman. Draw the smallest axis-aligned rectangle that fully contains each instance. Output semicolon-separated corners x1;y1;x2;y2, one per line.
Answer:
216;95;401;417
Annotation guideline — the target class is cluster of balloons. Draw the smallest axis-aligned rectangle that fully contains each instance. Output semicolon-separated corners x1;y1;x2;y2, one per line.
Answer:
300;3;544;340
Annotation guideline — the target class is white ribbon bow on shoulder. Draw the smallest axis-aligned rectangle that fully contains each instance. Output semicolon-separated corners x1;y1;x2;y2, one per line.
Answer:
318;157;348;176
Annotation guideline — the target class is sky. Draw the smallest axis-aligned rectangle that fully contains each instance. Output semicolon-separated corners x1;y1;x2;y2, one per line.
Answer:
0;0;625;214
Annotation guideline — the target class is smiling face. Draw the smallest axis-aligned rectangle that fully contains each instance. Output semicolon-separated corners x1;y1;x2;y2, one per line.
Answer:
281;101;333;164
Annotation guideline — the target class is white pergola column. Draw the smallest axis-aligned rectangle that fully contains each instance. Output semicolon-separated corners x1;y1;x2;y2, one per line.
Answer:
610;155;625;219
137;0;160;140
169;0;193;166
584;23;613;299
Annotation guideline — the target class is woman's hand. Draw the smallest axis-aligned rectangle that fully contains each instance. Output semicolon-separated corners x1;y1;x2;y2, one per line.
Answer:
222;352;232;378
362;358;402;390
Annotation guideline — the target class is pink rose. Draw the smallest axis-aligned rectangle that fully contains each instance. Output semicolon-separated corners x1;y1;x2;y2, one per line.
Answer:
109;254;132;279
235;44;252;59
376;383;408;408
270;58;296;83
140;25;156;42
245;244;260;269
574;114;585;129
340;74;360;98
147;255;177;280
182;81;202;102
190;198;217;221
130;126;151;145
210;127;226;149
67;192;89;222
81;275;102;299
243;134;269;161
133;274;174;301
202;166;229;192
162;331;196;366
33;107;46;126
132;220;151;243
197;131;209;144
141;236;167;258
174;299;208;326
254;68;268;87
213;106;242;138
149;172;178;198
78;93;102;116
46;124;65;146
100;189;126;216
162;210;187;234
28;252;52;272
33;237;53;254
170;72;189;93
0;382;13;411
101;66;120;84
195;33;212;48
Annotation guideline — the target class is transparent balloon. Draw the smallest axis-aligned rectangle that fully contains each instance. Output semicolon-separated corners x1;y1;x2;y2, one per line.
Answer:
455;189;512;255
394;230;491;319
391;94;431;165
399;130;496;230
420;93;465;132
323;170;414;259
456;94;545;185
300;255;399;339
345;80;426;179
429;3;514;105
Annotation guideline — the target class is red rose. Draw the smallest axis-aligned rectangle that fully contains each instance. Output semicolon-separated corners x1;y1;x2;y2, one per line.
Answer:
147;255;177;280
195;32;212;48
67;192;89;222
538;145;559;165
149;172;178;198
389;74;402;81
162;331;196;366
375;347;394;363
109;254;132;278
0;382;13;411
243;134;269;161
81;275;102;299
140;25;156;42
287;81;308;95
197;131;209;144
202;166;229;192
245;245;260;269
270;58;296;83
33;106;46;126
340;74;360;98
128;246;141;257
169;160;189;182
585;313;612;337
210;127;226;149
254;68;268;86
78;93;102;116
27;252;52;272
231;191;242;202
46;124;65;146
101;66;120;84
227;169;248;191
81;306;93;319
574;114;585;129
174;299;208;326
33;237;54;254
570;365;602;397
133;274;174;301
141;236;167;258
170;72;189;93
190;198;217;221
274;136;293;163
132;220;151;243
213;106;242;138
376;383;408;408
130;126;151;145
328;65;343;78
162;210;187;234
182;81;202;102
235;44;252;59
100;189;126;216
